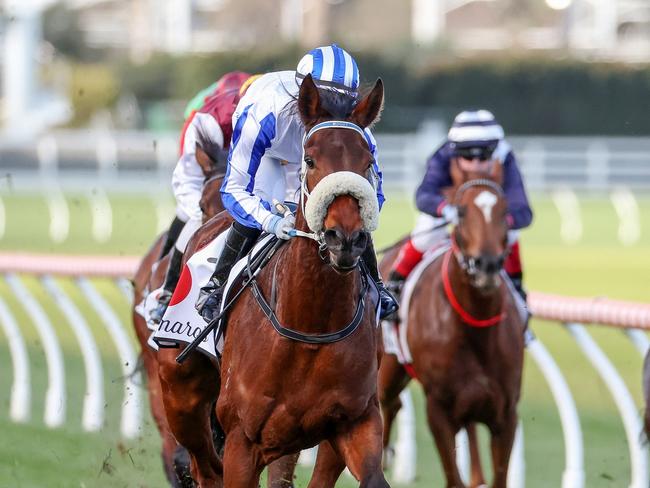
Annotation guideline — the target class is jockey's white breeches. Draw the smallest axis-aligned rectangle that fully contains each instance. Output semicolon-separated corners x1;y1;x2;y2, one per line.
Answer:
172;157;204;223
175;217;202;253
410;212;520;252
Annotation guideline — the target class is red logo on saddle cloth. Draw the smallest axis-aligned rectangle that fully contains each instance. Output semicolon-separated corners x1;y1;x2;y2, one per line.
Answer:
169;265;193;306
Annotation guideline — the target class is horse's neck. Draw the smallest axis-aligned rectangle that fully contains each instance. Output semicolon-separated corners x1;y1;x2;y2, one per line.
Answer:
274;222;360;333
447;255;503;320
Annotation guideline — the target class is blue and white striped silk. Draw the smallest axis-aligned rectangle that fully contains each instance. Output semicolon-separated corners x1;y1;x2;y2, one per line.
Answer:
220;71;384;232
296;44;359;94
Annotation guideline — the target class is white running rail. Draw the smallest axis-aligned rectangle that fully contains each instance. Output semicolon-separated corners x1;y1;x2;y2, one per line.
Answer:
1;253;649;485
0;253;141;438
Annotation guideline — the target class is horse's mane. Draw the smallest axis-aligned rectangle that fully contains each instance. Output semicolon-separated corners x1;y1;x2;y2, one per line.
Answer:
281;78;361;120
195;119;228;176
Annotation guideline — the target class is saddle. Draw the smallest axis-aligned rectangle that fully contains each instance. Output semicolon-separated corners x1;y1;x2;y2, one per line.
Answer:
150;230;281;358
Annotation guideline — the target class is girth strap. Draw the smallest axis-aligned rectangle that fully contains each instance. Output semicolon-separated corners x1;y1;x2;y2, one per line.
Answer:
250;267;371;344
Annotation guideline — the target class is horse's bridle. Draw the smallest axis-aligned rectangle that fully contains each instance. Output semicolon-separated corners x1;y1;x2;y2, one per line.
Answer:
450;178;507;276
244;120;379;344
296;120;373;267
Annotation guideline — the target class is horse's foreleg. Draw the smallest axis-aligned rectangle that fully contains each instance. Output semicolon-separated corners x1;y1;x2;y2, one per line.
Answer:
267;454;299;488
306;441;345;488
425;393;466;488
222;427;263;488
466;423;486;488
159;349;222;487
332;402;390;488
142;345;181;483
489;411;517;488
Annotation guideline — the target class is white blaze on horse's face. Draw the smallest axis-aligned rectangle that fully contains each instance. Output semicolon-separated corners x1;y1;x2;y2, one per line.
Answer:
474;190;498;224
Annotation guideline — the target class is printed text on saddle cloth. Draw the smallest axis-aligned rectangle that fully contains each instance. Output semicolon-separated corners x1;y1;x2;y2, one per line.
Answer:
152;231;226;357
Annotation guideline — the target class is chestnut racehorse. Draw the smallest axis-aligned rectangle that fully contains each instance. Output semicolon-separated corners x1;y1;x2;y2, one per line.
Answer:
379;162;524;488
131;139;227;485
157;73;390;487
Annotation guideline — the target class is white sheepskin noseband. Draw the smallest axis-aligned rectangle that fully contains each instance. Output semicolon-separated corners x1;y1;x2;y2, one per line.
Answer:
304;171;379;233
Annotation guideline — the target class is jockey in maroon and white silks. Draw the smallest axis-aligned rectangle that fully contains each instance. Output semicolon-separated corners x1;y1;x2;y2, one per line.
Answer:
149;71;252;325
172;71;251;248
387;110;533;303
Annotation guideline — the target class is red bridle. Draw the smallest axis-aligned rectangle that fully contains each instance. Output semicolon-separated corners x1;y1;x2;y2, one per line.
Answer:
443;242;505;328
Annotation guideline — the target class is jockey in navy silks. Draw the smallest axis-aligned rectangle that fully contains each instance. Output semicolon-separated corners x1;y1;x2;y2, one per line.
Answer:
149;71;252;325
386;110;533;309
195;44;399;323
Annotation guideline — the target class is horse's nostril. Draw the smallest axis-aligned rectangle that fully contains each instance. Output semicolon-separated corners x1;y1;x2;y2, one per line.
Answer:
323;229;344;250
351;231;369;252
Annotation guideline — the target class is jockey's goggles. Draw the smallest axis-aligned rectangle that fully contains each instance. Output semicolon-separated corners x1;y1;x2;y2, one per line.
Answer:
454;144;497;161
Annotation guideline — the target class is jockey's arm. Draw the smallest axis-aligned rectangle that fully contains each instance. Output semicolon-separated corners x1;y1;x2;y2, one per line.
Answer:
363;129;385;210
220;103;277;230
415;146;453;218
502;152;533;230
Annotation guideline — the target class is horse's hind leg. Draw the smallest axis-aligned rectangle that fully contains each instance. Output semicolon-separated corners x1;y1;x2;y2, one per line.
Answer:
159;348;222;487
466;424;486;488
377;352;411;466
489;411;517;488
425;393;466;488
307;441;345;488
267;454;299;488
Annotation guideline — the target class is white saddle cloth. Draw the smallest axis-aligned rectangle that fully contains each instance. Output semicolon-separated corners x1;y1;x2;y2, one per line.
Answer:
147;231;273;358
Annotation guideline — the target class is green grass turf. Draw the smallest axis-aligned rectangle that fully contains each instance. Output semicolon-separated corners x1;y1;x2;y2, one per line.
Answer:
0;190;649;487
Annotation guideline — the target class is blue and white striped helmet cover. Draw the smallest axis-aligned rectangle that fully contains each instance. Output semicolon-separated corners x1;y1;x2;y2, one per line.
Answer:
296;44;360;95
447;110;504;149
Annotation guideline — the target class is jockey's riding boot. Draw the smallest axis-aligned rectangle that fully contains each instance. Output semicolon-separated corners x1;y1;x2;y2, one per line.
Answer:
386;269;406;300
196;221;261;323
361;242;399;320
159;216;186;259
149;248;183;326
508;271;535;344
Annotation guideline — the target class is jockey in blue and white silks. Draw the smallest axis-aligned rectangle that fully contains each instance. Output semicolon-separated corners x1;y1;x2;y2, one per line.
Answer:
220;71;385;231
196;44;397;323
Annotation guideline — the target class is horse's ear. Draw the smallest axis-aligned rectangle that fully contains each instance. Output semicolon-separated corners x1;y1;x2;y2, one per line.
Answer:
490;159;504;186
298;74;323;126
195;143;216;178
450;157;466;188
351;78;384;129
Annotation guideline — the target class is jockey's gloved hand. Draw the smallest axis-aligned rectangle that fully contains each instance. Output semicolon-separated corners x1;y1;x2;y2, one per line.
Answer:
265;214;295;240
441;204;459;225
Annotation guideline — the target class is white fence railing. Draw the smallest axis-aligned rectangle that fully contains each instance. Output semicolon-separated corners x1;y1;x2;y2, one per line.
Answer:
1;254;649;487
2;129;650;193
0;253;142;438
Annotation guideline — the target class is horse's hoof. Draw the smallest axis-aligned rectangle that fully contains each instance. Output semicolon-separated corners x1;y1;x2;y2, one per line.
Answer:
173;445;193;488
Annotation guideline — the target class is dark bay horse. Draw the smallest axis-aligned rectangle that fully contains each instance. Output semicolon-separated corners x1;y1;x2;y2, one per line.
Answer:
379;162;525;488
131;140;227;485
157;73;390;487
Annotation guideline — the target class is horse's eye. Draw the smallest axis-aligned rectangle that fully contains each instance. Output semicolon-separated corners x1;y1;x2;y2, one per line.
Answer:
457;206;467;219
368;159;375;170
304;156;315;168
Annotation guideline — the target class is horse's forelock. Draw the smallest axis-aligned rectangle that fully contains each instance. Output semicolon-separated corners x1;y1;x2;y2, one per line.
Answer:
317;89;357;120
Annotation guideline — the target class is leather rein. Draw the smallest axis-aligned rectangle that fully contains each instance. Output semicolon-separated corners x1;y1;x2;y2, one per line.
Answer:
248;120;377;344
